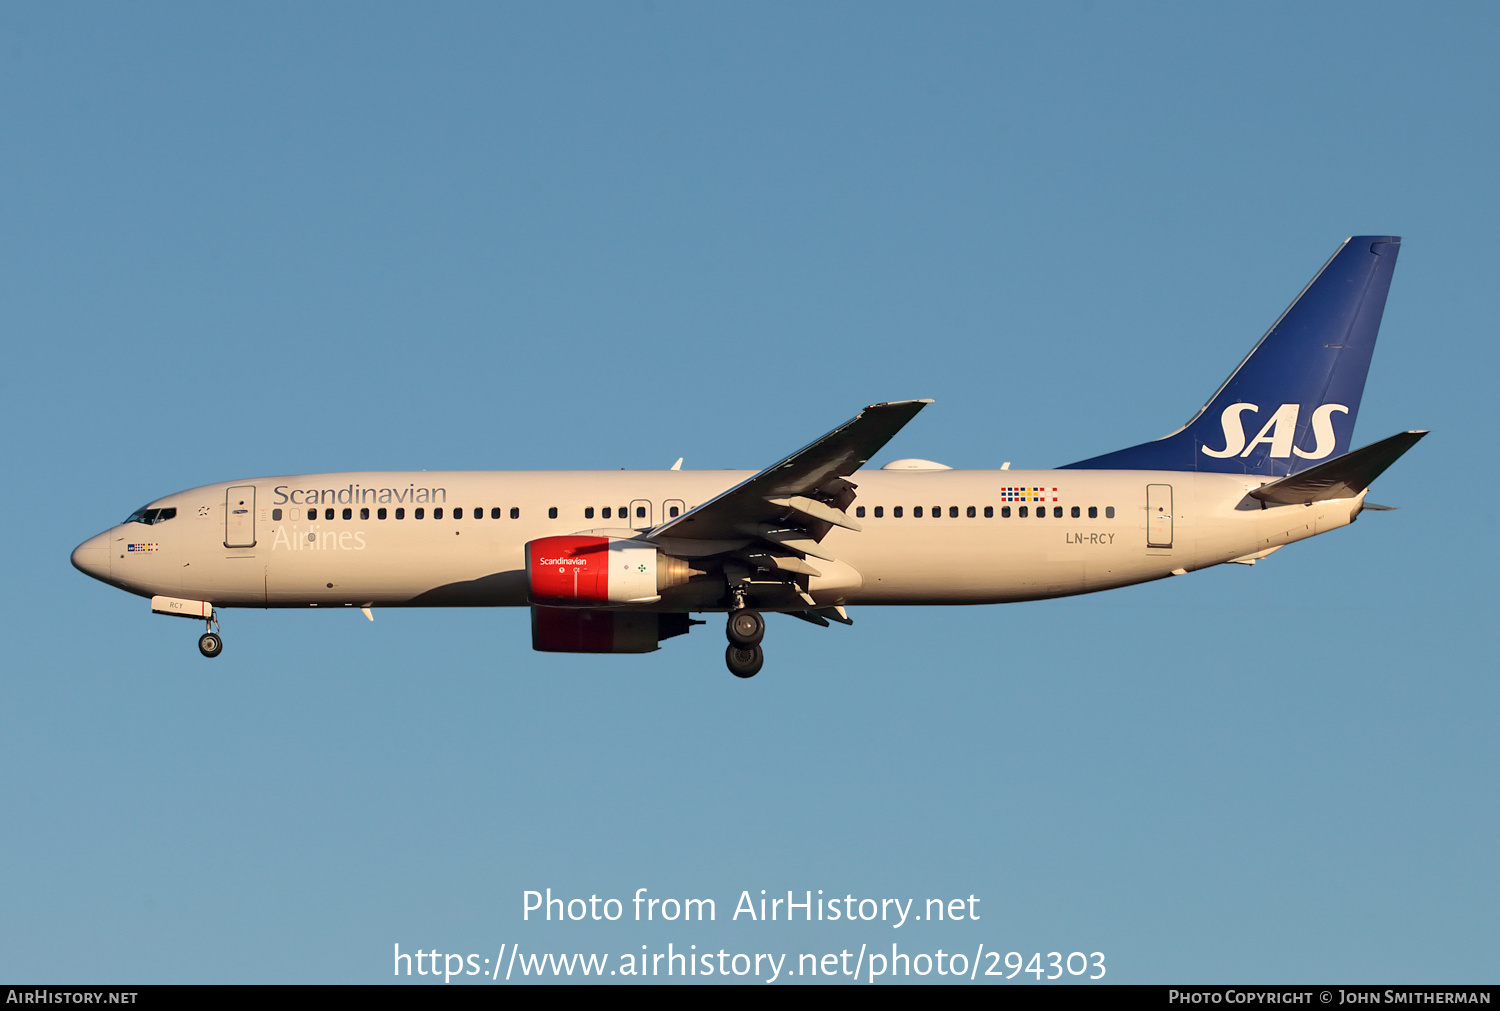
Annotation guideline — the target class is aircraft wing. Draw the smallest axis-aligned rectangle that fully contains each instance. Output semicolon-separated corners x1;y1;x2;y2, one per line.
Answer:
648;400;931;542
645;400;931;614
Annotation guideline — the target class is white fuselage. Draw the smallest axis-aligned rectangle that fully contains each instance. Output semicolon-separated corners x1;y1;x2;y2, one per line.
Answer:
75;468;1364;612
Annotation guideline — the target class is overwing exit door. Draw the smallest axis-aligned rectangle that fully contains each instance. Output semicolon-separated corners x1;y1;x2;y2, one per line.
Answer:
629;499;652;529
1146;484;1173;548
225;486;256;548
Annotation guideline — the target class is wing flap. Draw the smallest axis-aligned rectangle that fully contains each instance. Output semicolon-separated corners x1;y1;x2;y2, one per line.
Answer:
765;495;862;532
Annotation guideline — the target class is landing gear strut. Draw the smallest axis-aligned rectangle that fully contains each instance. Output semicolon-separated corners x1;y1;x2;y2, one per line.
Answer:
724;605;765;677
197;611;223;658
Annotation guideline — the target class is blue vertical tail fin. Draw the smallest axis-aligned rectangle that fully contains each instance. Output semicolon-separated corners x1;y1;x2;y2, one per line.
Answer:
1062;236;1402;475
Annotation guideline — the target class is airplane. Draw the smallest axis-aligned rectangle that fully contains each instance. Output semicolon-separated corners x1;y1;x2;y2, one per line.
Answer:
71;236;1424;678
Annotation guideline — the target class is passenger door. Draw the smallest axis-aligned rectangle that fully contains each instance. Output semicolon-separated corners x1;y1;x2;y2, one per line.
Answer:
1146;484;1173;548
225;486;256;548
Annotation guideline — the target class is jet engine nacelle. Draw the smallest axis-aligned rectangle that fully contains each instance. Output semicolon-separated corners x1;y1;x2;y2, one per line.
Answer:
531;607;695;653
525;535;696;606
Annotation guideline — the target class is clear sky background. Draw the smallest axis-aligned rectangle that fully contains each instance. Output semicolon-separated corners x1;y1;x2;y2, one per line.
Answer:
2;2;1495;984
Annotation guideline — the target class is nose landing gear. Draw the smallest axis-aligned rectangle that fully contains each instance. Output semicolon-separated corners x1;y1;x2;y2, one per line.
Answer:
197;611;223;658
724;606;765;677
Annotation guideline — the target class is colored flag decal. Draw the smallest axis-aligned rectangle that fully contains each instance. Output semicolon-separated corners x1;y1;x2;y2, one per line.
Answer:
127;543;159;552
999;487;1059;502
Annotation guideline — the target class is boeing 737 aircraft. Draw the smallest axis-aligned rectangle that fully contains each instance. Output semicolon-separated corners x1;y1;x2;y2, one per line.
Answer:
72;236;1423;677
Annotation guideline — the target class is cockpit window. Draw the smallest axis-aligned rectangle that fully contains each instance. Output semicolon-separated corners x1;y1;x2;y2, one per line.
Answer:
126;506;177;525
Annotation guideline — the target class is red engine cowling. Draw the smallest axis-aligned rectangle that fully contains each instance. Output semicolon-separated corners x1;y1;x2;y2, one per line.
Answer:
526;535;695;606
531;608;695;654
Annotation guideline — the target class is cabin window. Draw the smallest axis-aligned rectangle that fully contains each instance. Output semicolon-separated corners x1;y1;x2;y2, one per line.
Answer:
932;506;941;518
950;506;959;518
1053;506;1063;518
874;506;884;518
1001;506;1011;518
548;507;558;519
395;508;405;520
272;508;283;521
436;507;446;519
323;508;333;520
491;507;501;519
1037;507;1046;519
1019;506;1028;518
1088;506;1097;519
618;506;627;518
585;507;595;519
1071;506;1080;518
914;506;923;518
378;508;387;520
855;506;866;518
510;507;519;519
669;505;680;517
602;507;611;519
415;507;425;519
342;507;352;520
984;506;993;518
893;506;903;518
454;507;463;519
360;507;370;520
1106;506;1115;519
967;506;976;518
636;506;646;518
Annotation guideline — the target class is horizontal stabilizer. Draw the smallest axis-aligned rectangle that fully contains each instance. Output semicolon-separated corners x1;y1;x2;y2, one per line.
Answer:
1250;430;1427;505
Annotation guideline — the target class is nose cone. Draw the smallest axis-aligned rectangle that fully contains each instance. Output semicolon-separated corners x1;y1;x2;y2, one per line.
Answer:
71;531;112;582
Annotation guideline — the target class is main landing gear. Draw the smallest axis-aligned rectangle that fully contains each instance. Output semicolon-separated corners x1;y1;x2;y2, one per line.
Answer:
197;611;223;658
724;606;765;678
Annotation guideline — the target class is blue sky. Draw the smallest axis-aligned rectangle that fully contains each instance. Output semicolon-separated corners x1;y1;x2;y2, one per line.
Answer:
2;2;1495;983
